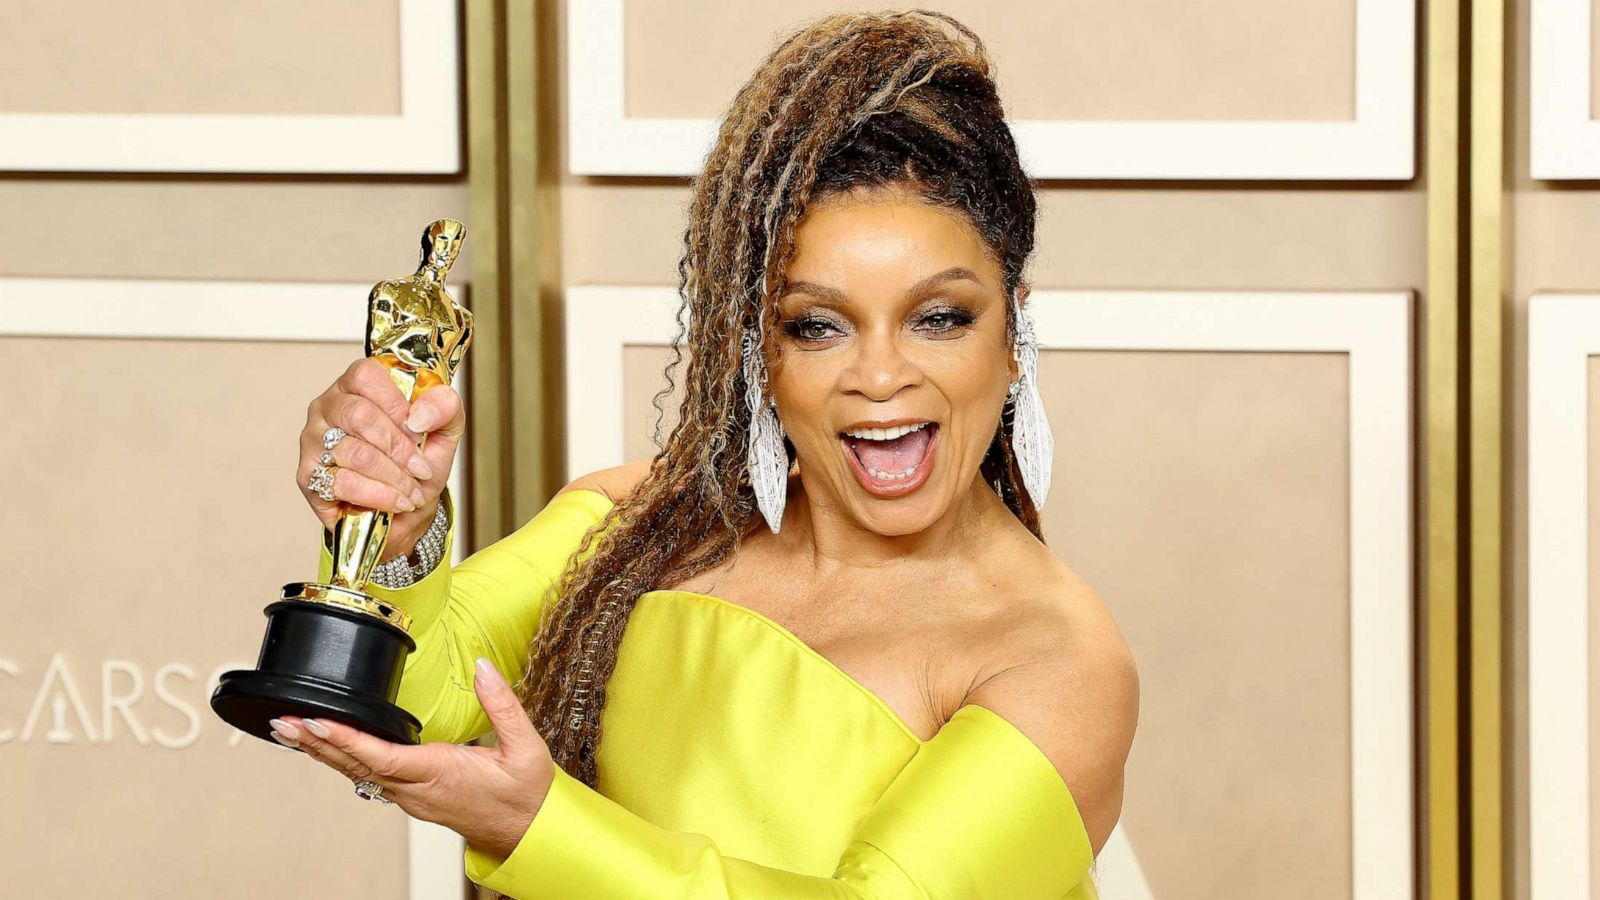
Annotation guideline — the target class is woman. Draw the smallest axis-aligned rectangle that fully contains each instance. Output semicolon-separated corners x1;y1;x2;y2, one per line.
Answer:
268;11;1137;898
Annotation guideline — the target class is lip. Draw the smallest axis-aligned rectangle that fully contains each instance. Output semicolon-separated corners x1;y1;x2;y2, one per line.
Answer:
839;422;940;498
839;416;936;433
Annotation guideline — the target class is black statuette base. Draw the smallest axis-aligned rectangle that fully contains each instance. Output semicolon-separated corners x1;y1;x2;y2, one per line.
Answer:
211;594;421;746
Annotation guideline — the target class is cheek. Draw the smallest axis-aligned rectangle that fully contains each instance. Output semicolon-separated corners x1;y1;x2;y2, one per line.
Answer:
932;350;1007;403
768;363;831;428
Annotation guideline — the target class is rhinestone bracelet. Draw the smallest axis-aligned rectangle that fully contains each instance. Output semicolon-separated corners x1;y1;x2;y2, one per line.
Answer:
370;494;451;589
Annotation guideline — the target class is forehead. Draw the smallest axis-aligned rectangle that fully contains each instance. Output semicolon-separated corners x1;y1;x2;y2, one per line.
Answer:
784;189;999;291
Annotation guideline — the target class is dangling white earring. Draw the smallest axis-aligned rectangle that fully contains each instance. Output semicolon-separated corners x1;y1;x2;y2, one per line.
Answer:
1007;288;1053;508
742;327;789;533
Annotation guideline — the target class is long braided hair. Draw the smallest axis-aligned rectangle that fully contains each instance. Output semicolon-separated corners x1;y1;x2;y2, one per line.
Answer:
517;9;1042;788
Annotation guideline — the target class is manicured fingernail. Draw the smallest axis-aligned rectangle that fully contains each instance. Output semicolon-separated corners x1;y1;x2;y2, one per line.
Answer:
475;657;494;681
408;455;433;479
407;409;435;432
410;488;426;507
270;718;299;740
397;494;416;512
271;731;299;748
303;718;331;739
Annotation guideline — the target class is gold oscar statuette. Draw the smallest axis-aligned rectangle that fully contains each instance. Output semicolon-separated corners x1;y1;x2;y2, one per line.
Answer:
211;219;473;746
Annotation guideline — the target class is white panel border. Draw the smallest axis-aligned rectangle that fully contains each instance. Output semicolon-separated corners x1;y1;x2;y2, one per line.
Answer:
0;276;470;898
1528;294;1600;896
1531;0;1600;178
0;1;460;174
567;0;1415;180
565;285;1415;899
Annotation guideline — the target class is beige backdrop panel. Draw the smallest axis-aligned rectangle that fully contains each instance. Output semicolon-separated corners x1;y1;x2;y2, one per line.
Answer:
0;0;400;115
0;336;408;897
623;0;1355;122
0;181;472;281
562;181;1426;292
558;0;1424;300
1050;348;1352;899
620;343;1353;899
1513;1;1600;896
623;344;688;462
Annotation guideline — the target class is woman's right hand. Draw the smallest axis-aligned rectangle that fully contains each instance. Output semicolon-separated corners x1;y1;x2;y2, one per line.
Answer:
299;358;466;556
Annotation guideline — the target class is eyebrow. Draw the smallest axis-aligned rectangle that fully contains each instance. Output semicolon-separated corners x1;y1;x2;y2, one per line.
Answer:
781;266;985;308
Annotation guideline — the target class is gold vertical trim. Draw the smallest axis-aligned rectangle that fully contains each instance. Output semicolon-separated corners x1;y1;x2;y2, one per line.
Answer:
465;0;509;548
509;0;568;526
1426;0;1464;894
505;0;549;528
465;0;563;547
1469;0;1506;892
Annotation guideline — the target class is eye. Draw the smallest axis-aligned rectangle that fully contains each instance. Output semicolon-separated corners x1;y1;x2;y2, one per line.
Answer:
917;306;976;333
781;316;841;343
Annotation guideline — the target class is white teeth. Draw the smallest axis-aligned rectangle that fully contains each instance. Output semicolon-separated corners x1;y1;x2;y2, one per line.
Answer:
843;421;930;441
866;464;918;481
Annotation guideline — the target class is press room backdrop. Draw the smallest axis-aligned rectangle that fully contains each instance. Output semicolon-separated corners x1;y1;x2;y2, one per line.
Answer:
0;0;1560;898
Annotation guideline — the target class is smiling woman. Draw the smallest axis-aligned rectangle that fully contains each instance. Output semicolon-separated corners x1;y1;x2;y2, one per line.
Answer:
275;9;1136;899
774;194;1020;512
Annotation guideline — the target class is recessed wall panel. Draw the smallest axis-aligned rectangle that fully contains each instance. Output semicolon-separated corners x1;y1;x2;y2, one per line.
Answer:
0;0;401;115
0;336;409;896
623;344;688;462
624;0;1356;122
1047;348;1352;899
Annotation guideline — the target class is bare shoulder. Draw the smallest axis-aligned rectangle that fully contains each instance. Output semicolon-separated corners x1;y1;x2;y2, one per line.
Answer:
554;458;655;504
962;567;1140;860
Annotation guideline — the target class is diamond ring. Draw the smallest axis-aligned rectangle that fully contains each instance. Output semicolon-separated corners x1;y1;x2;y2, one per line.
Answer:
354;779;392;804
322;426;347;451
307;464;339;502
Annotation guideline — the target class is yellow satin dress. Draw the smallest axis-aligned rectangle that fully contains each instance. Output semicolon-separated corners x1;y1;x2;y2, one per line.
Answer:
317;486;1100;899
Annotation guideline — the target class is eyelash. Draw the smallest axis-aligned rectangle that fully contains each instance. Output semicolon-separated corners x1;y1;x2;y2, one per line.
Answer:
780;307;977;344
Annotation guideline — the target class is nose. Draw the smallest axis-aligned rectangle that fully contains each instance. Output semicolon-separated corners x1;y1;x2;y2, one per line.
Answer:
839;328;923;402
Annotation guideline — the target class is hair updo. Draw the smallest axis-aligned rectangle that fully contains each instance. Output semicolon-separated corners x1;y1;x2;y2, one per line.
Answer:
517;10;1041;789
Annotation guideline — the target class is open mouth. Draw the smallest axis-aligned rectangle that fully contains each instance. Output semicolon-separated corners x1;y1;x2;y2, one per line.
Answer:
838;422;939;494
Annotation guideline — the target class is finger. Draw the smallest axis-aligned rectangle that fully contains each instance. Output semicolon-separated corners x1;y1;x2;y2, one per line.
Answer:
337;358;412;431
321;433;426;509
284;715;435;784
270;717;370;777
407;386;461;480
416;395;460;486
312;464;421;515
473;657;539;759
323;390;428;478
405;383;462;438
297;428;418;517
404;385;463;494
271;720;424;814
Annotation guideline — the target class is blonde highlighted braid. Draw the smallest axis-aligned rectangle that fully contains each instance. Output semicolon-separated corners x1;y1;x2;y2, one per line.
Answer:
516;9;1042;789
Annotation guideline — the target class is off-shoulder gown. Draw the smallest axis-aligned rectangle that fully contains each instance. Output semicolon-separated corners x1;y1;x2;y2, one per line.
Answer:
316;487;1101;899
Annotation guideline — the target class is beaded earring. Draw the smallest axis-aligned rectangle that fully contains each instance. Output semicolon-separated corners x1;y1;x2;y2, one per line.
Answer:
742;326;789;533
1006;288;1053;509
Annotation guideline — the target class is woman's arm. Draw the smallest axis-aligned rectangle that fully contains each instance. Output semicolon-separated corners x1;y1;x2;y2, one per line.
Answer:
461;630;1138;900
315;484;616;744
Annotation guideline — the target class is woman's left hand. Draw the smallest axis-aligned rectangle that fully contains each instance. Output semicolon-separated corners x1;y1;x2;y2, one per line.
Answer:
268;657;553;860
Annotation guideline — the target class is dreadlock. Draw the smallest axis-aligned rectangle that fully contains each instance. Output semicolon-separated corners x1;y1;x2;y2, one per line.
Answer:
516;9;1041;789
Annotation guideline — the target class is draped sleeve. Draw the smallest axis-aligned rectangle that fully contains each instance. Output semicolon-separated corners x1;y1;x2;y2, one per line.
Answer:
462;703;1100;899
315;486;615;745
